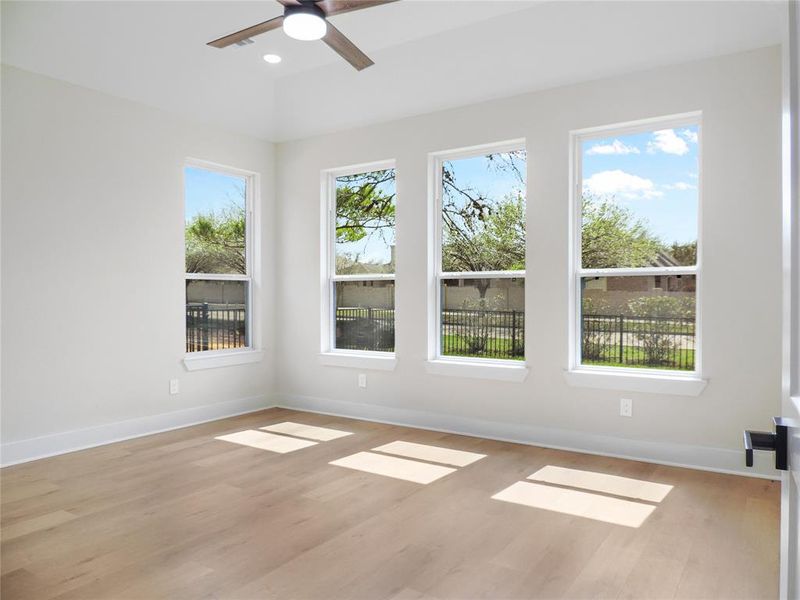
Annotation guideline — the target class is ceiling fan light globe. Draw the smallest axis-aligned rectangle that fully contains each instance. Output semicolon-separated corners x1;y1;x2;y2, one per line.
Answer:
284;12;327;41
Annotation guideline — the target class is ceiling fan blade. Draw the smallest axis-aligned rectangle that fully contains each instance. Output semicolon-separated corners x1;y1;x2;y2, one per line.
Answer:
207;16;284;48
318;0;398;17
322;22;374;70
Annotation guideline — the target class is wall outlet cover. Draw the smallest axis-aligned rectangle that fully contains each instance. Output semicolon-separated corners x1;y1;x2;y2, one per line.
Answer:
620;398;633;417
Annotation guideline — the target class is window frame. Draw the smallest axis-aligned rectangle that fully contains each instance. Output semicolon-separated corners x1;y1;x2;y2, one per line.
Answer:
427;139;529;373
183;158;262;369
320;159;397;364
568;113;703;380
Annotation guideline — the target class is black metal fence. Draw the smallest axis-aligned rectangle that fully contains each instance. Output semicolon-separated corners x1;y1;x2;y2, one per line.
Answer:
332;307;696;369
187;301;695;368
333;307;525;360
336;307;396;352
582;314;696;370
186;303;247;353
441;308;524;360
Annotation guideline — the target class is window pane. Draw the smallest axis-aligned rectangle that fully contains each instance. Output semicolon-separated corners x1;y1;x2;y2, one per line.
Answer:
581;125;698;268
185;166;247;275
580;275;696;371
335;169;396;275
441;150;526;272
186;279;248;352
440;277;525;361
334;280;395;352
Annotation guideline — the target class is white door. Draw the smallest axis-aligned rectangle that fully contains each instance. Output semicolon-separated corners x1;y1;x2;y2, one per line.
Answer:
780;2;799;598
783;417;799;599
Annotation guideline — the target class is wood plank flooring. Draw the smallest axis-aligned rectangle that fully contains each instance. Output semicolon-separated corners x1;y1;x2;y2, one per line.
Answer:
0;408;780;599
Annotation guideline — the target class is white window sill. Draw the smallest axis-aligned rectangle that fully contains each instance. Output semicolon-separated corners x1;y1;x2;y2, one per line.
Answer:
564;368;707;397
183;349;263;371
425;359;529;382
318;352;397;371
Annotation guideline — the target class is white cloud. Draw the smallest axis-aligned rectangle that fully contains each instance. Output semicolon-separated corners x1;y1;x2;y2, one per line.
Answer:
586;139;640;155
688;172;698;179
663;182;697;191
646;129;689;156
679;128;698;143
583;169;663;199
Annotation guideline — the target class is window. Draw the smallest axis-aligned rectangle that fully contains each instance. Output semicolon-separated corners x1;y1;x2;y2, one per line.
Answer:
432;142;527;363
324;163;396;354
184;162;254;354
573;116;700;373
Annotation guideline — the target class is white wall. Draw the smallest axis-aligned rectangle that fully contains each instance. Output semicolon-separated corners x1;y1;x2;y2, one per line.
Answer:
0;47;785;476
275;47;784;476
0;66;276;462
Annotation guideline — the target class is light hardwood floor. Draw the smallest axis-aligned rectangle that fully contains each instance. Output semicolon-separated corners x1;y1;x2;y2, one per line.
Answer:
0;408;780;599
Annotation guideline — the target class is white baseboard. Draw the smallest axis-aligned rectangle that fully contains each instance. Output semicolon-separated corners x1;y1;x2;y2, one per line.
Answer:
3;391;777;480
274;392;779;480
1;395;273;467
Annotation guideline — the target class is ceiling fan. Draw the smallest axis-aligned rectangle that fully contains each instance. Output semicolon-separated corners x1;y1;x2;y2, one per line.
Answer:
208;0;398;71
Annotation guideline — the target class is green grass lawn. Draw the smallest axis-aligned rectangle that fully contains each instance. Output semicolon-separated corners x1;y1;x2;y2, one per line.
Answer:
583;346;695;370
441;334;525;361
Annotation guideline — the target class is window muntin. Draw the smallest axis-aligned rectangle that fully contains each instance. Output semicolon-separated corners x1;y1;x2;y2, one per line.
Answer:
184;164;253;354
575;119;700;373
434;144;527;362
326;165;396;354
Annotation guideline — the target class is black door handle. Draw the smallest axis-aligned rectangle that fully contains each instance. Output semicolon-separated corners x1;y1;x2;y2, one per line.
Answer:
744;417;788;470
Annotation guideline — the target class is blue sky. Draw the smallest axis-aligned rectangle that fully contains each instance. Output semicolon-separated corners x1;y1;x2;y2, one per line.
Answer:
445;153;525;209
184;166;245;223
582;125;699;245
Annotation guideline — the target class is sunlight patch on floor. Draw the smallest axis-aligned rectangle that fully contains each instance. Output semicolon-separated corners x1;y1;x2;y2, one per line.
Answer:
215;430;318;454
372;441;486;467
260;422;353;441
492;481;656;528
329;451;456;484
527;465;673;502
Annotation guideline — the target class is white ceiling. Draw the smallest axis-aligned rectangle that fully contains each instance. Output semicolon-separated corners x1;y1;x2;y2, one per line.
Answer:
1;0;786;142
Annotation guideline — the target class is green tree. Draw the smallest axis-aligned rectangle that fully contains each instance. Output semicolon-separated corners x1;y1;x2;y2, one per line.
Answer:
668;241;697;266
627;296;695;367
333;153;527;287
440;151;526;301
442;193;525;272
185;204;246;274
581;196;663;269
441;150;526;273
335;170;395;274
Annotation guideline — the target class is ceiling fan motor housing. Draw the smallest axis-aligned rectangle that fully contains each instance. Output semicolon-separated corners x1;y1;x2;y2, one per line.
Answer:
285;2;326;21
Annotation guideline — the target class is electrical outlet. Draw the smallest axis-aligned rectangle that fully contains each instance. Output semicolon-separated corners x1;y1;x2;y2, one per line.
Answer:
170;379;180;395
620;398;633;417
358;373;367;388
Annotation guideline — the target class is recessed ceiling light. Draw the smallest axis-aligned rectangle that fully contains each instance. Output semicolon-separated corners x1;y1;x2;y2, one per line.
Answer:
263;54;282;64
